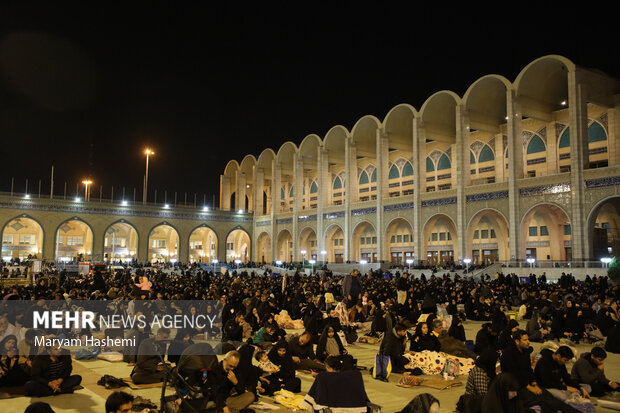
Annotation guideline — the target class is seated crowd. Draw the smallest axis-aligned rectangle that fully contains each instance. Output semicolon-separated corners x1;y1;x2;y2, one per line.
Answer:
1;263;619;413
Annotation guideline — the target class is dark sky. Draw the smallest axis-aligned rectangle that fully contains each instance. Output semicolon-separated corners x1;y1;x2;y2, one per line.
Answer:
0;2;618;205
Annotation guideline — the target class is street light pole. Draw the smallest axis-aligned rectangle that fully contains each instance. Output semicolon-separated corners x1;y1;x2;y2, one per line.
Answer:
82;180;92;202
143;149;154;205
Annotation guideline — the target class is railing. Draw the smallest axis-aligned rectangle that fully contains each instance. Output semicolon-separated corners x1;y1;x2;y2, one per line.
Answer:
499;260;612;269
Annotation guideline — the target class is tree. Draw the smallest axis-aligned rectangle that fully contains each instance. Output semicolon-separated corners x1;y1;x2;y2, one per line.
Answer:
607;257;620;282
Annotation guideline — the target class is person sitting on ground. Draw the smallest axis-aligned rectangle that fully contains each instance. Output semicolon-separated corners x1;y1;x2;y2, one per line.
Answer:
24;344;82;397
457;348;499;413
379;323;411;374
501;329;582;413
302;356;370;413
261;339;302;394
526;311;550;342
399;393;440;413
315;325;355;370
410;322;440;352
481;373;526;413
497;320;520;351
570;346;620;397
252;323;277;348
474;323;498;354
209;350;255;413
448;314;466;342
255;350;279;374
534;345;590;401
222;313;245;344
18;329;41;371
288;331;325;372
167;329;194;365
0;334;29;387
130;327;170;384
105;391;134;413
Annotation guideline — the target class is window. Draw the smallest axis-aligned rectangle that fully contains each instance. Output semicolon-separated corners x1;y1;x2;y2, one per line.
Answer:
190;241;203;249
2;234;13;244
372;237;377;244
403;234;409;243
334;239;339;246
432;233;438;241
339;239;344;246
391;235;396;243
529;227;538;236
481;230;489;239
540;226;549;236
447;232;452;240
361;237;365;245
439;233;446;241
57;236;64;245
474;230;479;239
397;235;402;243
152;239;166;249
490;229;496;238
564;225;571;235
67;236;83;246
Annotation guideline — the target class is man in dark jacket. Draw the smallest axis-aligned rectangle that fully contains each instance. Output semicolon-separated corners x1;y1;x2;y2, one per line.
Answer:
223;313;245;344
571;347;620;396
379;324;409;373
474;323;497;354
288;331;325;372
501;330;581;413
24;345;82;396
131;327;170;384
208;350;254;413
534;346;590;401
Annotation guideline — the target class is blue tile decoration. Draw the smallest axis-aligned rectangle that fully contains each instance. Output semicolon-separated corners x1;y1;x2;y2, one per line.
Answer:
519;184;571;196
324;211;345;219
421;197;457;207
384;202;414;212
276;218;293;224
298;214;317;222
256;220;272;226
478;166;495;173
0;201;253;223
466;191;508;203
351;207;376;216
586;176;620;188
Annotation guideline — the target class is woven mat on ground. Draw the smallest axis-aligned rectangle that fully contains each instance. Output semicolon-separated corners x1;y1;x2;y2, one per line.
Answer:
419;378;462;390
122;377;163;389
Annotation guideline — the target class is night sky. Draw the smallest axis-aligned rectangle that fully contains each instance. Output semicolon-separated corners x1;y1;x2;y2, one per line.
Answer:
0;3;618;206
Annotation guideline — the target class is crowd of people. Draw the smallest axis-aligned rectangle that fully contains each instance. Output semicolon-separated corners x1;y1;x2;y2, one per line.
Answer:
0;262;619;412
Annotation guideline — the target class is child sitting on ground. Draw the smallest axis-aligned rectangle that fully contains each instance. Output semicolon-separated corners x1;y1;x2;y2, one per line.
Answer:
255;350;279;374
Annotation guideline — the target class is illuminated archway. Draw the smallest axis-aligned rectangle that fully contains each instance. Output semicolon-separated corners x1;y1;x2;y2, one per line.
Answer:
256;232;272;263
104;221;139;263
467;210;509;265
148;223;179;263
521;204;570;261
385;218;414;266
423;214;457;265
55;218;94;261
587;197;620;259
226;228;250;263
324;225;344;263
1;216;44;261
276;229;293;262
352;221;377;263
298;227;317;260
188;225;218;263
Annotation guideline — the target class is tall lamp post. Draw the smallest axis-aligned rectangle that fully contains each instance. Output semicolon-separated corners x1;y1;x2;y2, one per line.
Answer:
212;259;218;274
360;259;367;276
82;180;92;202
143;148;154;205
309;259;316;274
300;250;307;265
601;257;612;269
320;250;327;265
526;257;536;271
463;258;471;274
406;258;413;272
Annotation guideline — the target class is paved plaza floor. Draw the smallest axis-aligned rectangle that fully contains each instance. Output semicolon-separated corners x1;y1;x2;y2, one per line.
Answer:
2;320;619;412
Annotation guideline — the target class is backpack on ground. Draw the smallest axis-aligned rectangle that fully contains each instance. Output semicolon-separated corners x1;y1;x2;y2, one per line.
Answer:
372;354;391;381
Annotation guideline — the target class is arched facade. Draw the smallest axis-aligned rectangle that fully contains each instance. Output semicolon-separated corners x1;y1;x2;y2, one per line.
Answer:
104;220;139;263
2;216;44;261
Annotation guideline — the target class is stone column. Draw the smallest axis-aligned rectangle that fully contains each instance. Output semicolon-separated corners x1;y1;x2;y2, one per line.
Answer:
413;119;426;264
495;133;505;182
236;171;246;211
220;176;231;210
317;147;328;257
254;168;264;215
271;161;281;261
507;90;524;261
546;122;558;175
455;105;469;262
568;69;590;260
344;139;356;261
376;128;389;261
609;106;620;167
293;153;303;260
